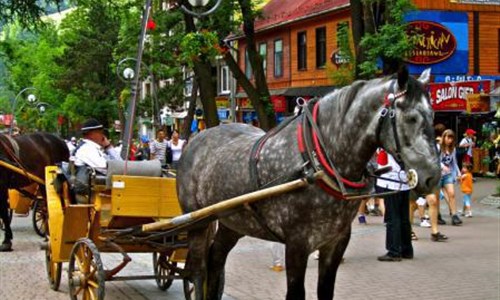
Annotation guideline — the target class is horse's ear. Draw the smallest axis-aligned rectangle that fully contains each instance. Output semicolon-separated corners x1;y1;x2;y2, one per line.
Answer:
397;65;409;90
418;68;432;85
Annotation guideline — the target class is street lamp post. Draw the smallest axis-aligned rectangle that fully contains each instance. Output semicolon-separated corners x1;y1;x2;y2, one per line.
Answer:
117;57;158;141
10;87;39;135
120;0;222;160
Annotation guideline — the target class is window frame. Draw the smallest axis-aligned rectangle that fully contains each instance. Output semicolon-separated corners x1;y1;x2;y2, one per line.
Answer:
316;27;327;69
297;31;307;71
274;39;283;78
220;65;230;94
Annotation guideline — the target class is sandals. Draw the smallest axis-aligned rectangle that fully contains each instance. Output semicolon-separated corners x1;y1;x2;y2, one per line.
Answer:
431;232;448;242
411;231;418;241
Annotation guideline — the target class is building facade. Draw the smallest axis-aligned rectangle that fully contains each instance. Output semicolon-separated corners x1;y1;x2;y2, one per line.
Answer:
230;0;499;130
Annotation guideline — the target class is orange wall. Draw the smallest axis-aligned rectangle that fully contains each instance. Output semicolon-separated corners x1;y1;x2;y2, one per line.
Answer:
413;0;500;12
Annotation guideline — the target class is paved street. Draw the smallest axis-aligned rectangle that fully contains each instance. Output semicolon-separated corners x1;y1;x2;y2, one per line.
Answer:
0;178;498;300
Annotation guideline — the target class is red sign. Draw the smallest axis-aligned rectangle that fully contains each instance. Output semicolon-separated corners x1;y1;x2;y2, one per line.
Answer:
271;96;286;113
406;21;456;65
429;81;491;111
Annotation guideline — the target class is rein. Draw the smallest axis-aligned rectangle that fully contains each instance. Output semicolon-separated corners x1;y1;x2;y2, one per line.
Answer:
0;135;35;185
375;81;407;168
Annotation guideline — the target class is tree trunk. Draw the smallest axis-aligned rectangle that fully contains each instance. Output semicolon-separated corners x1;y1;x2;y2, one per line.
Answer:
237;0;276;131
184;12;219;129
350;0;365;80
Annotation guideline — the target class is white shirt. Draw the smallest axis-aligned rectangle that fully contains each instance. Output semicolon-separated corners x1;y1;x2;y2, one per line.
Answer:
376;152;410;191
459;137;474;156
169;139;186;162
66;141;76;155
74;139;122;173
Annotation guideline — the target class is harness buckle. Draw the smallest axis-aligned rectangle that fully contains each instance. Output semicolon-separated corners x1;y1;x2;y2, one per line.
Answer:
380;108;388;117
389;109;396;118
296;97;307;107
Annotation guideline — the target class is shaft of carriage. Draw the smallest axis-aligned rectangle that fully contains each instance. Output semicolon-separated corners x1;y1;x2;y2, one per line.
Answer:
140;172;323;233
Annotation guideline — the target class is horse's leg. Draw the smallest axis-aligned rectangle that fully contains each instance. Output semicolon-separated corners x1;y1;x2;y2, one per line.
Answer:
317;228;351;300
206;224;242;299
185;224;215;300
284;242;310;300
0;187;13;251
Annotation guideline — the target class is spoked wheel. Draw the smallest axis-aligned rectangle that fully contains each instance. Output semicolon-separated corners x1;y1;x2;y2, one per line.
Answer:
32;199;48;237
68;238;105;300
153;251;176;291
45;239;62;291
0;209;13;231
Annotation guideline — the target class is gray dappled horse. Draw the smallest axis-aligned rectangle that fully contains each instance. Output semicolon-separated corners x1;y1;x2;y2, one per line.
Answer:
177;68;440;299
0;132;69;251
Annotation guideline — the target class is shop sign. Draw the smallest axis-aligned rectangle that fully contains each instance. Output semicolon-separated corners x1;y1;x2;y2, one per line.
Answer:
406;21;457;65
239;98;253;109
430;80;491;111
330;49;350;67
271;96;286;113
466;94;490;113
216;97;229;108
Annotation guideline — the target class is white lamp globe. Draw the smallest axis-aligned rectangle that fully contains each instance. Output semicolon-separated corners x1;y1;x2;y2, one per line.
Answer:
27;94;37;103
188;0;209;7
123;67;135;80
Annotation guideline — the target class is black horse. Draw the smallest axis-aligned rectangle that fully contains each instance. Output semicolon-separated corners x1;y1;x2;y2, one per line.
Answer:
0;132;69;251
177;68;440;299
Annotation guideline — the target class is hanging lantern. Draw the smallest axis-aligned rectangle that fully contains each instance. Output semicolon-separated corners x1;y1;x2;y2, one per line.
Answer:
147;19;156;30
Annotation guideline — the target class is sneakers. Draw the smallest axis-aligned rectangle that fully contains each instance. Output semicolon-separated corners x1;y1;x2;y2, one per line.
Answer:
465;211;473;218
431;232;448;242
438;215;446;225
420;218;431;228
270;264;284;272
377;253;402;262
411;231;418;241
358;214;367;224
451;214;463;226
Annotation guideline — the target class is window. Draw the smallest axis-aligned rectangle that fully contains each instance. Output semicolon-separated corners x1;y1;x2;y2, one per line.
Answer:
316;27;326;68
297;31;307;70
336;22;349;48
245;48;252;79
259;42;267;75
220;65;230;94
274;39;283;77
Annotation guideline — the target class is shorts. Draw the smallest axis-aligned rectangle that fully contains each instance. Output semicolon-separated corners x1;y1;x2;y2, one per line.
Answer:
439;173;454;187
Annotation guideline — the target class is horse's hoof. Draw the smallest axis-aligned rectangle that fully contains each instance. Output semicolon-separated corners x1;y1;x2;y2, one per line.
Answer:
0;242;13;252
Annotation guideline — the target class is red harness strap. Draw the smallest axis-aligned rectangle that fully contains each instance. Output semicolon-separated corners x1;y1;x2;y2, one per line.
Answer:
310;102;366;189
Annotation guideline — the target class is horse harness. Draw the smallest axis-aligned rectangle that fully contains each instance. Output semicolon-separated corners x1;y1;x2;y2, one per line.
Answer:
0;134;37;188
246;81;409;241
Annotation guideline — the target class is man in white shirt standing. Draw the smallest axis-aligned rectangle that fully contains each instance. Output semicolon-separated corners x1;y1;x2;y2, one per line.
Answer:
376;149;413;262
74;118;122;174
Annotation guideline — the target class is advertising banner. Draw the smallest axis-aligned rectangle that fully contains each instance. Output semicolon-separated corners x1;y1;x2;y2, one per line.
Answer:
405;11;469;75
429;80;491;111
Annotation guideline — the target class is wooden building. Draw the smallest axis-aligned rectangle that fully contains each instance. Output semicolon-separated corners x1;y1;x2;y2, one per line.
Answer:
230;0;500;122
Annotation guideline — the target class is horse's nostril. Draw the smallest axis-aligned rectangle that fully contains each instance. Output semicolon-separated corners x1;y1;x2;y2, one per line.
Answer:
425;177;433;188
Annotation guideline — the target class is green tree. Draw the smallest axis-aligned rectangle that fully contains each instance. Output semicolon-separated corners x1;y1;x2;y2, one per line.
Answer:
350;0;416;78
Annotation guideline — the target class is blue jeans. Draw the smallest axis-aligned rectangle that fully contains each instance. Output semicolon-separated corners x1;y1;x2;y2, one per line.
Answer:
439;173;454;187
463;193;472;207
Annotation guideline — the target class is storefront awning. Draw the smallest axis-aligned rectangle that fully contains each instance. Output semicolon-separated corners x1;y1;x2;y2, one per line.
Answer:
235;86;337;98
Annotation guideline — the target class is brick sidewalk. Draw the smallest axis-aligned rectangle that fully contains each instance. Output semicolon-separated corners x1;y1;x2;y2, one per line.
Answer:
1;179;498;299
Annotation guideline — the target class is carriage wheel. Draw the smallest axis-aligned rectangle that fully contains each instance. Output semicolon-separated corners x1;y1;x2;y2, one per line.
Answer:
68;238;105;300
32;199;48;237
44;239;62;291
153;251;176;291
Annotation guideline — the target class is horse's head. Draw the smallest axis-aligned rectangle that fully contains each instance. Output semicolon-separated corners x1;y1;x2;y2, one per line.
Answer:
379;67;440;194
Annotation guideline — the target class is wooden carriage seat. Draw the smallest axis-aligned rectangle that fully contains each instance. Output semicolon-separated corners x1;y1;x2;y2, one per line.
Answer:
104;160;182;226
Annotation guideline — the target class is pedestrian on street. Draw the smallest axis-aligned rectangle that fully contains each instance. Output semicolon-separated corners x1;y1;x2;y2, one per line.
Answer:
150;129;168;168
376;149;413;262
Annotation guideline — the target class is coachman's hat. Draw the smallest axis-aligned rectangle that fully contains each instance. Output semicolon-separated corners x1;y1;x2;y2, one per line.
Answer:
81;118;104;132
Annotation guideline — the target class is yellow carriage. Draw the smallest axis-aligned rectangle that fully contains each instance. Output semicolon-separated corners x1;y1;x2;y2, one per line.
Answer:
44;162;192;299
